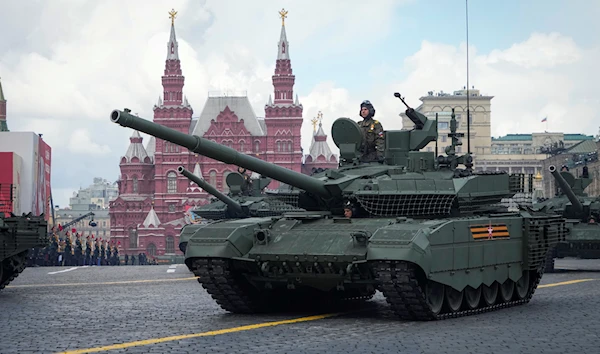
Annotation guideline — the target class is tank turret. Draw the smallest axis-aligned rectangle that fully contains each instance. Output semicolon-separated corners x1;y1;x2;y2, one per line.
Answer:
548;164;584;215
177;166;305;221
178;166;244;217
535;165;600;273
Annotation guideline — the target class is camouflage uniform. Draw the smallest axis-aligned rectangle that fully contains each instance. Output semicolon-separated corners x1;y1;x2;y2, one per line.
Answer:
357;100;385;162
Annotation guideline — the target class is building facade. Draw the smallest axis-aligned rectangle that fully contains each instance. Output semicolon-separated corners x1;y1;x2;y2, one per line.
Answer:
54;177;116;241
109;10;337;259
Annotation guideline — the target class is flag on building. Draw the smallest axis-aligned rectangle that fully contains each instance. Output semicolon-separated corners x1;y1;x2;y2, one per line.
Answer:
541;116;547;122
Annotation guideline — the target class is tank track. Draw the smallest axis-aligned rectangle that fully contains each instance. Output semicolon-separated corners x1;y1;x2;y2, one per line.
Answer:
373;260;543;321
191;258;376;313
191;258;270;313
0;251;28;291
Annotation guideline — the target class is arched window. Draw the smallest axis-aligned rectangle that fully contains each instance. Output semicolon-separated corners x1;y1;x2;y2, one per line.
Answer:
132;176;138;193
254;141;260;152
128;227;138;248
167;171;177;193
239;141;245;152
277;141;281;152
288;141;292;152
165;236;175;254
147;243;157;257
209;171;217;186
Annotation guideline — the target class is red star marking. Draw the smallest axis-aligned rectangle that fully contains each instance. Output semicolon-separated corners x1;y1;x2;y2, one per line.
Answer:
488;226;493;239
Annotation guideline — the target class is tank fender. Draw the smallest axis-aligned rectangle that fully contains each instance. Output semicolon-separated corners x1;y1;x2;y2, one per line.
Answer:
366;227;432;277
179;222;212;250
184;218;273;260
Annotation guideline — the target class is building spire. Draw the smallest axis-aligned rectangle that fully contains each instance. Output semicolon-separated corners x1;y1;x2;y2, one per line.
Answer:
270;8;294;105
166;8;179;60
161;8;185;107
279;8;288;26
277;8;290;60
0;77;8;132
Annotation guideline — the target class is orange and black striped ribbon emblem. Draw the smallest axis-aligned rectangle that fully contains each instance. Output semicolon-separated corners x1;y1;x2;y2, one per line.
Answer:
469;224;510;240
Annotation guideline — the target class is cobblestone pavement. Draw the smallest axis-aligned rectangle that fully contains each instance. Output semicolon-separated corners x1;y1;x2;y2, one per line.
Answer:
0;259;599;354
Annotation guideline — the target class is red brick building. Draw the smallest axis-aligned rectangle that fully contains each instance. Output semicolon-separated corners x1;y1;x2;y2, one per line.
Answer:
109;12;338;258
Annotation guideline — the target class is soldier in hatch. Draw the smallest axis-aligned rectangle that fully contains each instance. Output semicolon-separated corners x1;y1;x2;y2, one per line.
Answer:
237;167;253;195
357;100;385;163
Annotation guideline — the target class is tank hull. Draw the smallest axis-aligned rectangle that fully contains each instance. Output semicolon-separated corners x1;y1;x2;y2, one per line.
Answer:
549;222;600;265
1;213;49;291
183;212;564;320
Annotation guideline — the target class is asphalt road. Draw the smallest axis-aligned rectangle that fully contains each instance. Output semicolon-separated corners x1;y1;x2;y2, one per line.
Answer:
1;258;599;354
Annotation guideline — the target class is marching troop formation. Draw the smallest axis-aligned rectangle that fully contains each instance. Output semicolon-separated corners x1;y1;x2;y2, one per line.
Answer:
25;228;159;267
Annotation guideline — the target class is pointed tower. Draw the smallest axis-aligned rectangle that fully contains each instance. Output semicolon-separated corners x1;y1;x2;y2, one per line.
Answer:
152;8;196;230
264;8;304;177
0;77;8;132
117;130;155;195
303;111;338;174
153;8;193;132
110;129;155;253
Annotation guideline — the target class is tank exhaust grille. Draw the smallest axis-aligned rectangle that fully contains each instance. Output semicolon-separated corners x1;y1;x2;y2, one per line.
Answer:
264;193;300;208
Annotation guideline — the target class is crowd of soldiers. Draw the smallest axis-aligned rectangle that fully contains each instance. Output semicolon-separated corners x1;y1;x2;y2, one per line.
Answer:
26;229;158;267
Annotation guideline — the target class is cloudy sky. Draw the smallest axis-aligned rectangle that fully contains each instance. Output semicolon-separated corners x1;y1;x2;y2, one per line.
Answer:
0;0;598;207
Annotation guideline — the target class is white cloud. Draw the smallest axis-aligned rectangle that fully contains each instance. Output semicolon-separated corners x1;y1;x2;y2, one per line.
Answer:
0;1;598;207
67;129;111;155
373;33;600;140
485;32;582;69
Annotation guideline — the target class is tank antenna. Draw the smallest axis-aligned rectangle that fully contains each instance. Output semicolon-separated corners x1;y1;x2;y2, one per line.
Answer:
435;113;439;157
465;0;471;157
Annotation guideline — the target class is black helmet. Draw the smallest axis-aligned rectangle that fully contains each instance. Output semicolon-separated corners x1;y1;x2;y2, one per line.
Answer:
360;100;375;118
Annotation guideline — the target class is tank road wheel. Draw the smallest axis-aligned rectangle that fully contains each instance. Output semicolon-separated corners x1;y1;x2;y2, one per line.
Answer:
444;285;464;312
463;286;482;310
482;282;498;306
425;281;445;315
514;271;530;300
499;279;515;302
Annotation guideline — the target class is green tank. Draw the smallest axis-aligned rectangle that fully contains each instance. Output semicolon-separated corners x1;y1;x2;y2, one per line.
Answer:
533;164;600;272
1;184;49;291
177;166;305;254
110;95;567;320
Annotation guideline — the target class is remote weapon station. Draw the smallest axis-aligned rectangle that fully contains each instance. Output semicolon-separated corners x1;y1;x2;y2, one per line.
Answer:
109;91;566;320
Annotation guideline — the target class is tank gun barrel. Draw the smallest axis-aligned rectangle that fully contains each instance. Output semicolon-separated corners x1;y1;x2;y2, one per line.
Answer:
110;109;332;199
177;166;244;215
549;165;584;212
